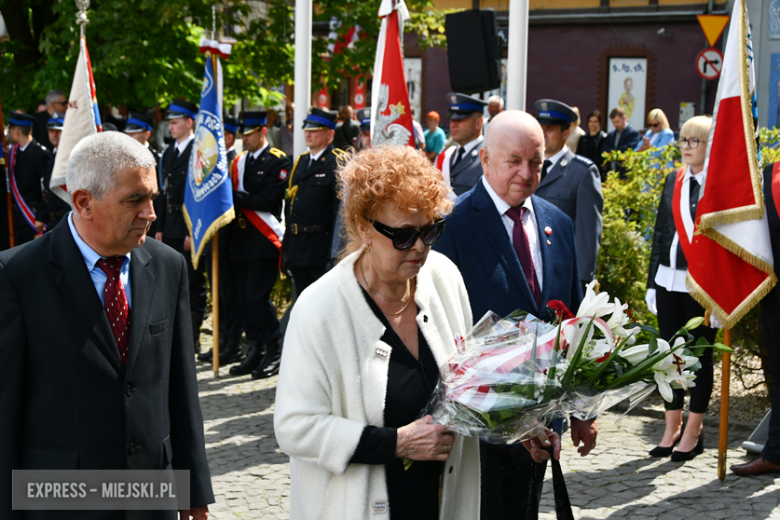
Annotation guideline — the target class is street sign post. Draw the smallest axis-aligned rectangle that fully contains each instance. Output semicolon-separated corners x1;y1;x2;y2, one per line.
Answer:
697;47;724;80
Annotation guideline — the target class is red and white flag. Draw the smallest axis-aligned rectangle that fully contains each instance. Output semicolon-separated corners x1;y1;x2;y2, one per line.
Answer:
327;18;361;56
370;0;415;148
684;0;776;328
50;36;102;203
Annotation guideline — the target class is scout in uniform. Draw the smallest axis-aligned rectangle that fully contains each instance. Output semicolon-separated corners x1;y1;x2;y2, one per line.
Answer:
533;98;604;291
225;111;290;378
435;93;488;196
154;99;207;351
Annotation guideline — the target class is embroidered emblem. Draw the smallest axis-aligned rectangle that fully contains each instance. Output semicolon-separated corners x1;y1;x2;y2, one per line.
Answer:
375;348;389;359
279;169;288;181
373;501;388;513
544;226;552;236
540;101;548;111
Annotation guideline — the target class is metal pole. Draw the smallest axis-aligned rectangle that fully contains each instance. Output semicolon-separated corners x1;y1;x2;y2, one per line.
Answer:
505;0;529;111
718;328;732;481
293;0;312;157
76;0;90;38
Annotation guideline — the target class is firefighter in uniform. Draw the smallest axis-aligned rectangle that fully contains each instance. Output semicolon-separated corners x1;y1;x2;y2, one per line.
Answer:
224;111;290;378
283;108;346;296
123;111;162;236
36;112;70;233
154;99;207;352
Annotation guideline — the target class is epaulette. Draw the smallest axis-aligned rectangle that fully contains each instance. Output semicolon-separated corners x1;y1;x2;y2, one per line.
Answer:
269;147;286;158
573;154;594;166
332;148;349;160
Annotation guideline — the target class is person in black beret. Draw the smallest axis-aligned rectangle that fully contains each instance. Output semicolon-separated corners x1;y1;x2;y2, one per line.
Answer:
435;93;487;196
154;99;207;352
36;112;72;233
533;98;604;293
1;112;51;250
221;111;290;379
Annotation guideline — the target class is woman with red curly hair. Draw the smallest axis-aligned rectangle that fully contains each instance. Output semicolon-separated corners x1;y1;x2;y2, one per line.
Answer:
274;146;479;519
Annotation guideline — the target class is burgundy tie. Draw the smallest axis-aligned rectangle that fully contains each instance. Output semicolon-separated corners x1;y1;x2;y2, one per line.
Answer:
97;257;131;366
506;207;542;308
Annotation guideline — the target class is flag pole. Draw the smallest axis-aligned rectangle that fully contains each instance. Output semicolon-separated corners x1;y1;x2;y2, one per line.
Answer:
210;6;221;378
718;327;732;481
0;92;14;249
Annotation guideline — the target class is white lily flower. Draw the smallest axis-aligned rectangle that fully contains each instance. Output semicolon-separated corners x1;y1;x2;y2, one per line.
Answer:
576;280;613;319
587;339;613;361
618;343;650;365
652;339;673;371
654;369;676;402
605;298;631;338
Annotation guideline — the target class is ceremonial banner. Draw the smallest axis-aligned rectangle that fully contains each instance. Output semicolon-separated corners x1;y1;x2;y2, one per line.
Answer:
370;0;415;148
50;37;102;203
684;0;776;328
183;53;235;270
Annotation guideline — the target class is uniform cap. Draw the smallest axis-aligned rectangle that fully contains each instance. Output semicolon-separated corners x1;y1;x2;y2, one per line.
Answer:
166;99;198;120
47;112;65;130
124;111;153;133
356;107;371;131
446;93;487;120
302;107;338;131
223;116;239;134
9;112;35;127
534;99;577;126
240;111;267;135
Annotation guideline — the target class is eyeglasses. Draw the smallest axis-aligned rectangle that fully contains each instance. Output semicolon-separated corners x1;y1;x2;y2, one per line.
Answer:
371;220;446;250
679;137;701;149
649;123;660;128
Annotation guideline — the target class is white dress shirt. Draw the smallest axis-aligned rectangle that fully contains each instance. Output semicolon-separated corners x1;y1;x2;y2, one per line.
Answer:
175;133;195;156
481;176;543;290
654;165;705;293
453;134;484;162
237;143;268;194
546;145;569;170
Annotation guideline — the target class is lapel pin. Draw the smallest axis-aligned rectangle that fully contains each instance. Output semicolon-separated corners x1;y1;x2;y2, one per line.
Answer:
375;348;389;359
547;240;552;245
561;159;568;167
544;226;552;236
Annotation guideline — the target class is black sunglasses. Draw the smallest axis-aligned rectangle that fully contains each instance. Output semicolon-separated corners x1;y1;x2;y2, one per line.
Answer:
371;220;446;250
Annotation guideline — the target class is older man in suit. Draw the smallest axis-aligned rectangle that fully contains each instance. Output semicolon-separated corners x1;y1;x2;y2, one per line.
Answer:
435;93;488;196
533;99;603;291
0;132;213;519
435;110;597;520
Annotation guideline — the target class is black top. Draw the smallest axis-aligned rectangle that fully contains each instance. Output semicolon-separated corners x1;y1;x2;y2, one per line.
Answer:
349;285;443;520
576;131;607;178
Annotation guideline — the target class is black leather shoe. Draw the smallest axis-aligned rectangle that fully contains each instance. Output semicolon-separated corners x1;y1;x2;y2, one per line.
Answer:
671;432;704;462
252;339;281;379
230;340;265;376
197;349;213;363
218;336;243;365
649;425;685;457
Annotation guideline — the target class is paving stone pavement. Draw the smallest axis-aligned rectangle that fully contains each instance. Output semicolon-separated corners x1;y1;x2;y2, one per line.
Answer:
196;359;780;519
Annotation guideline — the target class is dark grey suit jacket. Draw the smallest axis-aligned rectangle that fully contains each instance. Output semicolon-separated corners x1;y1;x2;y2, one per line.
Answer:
450;137;486;196
0;221;214;519
534;148;603;283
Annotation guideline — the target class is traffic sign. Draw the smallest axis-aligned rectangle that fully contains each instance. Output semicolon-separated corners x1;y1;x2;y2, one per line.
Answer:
697;15;730;47
697;47;724;80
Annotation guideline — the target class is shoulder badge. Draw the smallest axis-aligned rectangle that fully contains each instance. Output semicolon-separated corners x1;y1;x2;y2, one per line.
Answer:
574;154;594;166
279;169;289;181
269;147;286;158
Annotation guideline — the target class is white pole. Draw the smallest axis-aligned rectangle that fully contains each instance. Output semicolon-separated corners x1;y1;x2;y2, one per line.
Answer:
293;0;312;158
505;0;529;111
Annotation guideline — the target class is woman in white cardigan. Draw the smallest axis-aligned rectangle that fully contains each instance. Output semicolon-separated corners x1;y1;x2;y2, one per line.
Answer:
274;146;481;519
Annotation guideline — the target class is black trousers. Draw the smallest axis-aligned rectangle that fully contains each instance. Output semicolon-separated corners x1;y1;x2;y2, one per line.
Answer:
163;237;207;315
204;239;244;338
656;286;717;413
761;292;780;465
480;442;547;520
234;257;281;344
288;264;328;297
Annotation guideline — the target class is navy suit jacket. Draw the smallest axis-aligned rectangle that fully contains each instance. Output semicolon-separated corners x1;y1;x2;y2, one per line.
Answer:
435;180;583;323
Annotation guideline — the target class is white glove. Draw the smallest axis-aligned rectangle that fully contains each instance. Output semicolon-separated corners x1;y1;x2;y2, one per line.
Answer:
709;311;723;329
645;289;658;316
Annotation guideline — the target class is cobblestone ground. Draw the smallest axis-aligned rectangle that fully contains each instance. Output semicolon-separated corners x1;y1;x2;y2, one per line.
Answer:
196;358;780;519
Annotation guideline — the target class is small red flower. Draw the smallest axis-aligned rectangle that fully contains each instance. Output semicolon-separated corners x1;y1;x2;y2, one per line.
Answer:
547;300;575;320
625;309;637;323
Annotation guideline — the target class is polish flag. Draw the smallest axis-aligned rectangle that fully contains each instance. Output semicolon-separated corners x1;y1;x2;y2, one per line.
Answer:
683;0;776;328
50;37;102;203
370;0;415;148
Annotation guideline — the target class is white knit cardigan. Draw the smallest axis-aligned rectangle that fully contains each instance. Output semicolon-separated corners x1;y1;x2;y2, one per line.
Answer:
274;249;480;520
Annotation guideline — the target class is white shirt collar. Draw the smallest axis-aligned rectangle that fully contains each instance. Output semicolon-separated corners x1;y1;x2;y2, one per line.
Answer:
176;133;195;154
251;142;268;160
310;146;327;162
457;134;484;156
481;176;535;218
19;141;31;152
546;145;569;170
683;165;705;185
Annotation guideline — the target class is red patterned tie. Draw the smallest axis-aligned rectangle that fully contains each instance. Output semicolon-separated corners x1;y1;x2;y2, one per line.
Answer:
506;206;542;308
97;257;131;366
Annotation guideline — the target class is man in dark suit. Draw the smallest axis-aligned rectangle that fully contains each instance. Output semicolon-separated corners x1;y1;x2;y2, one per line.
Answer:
434;110;596;520
601;106;640;179
0;112;52;250
435;93;487;196
282;108;346;296
533;99;603;291
0;131;213;519
333;105;360;151
154;100;207;353
731;162;780;475
224;111;290;378
33;89;67;151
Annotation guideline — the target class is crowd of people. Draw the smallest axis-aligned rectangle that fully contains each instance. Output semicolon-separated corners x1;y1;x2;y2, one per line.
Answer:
1;86;779;520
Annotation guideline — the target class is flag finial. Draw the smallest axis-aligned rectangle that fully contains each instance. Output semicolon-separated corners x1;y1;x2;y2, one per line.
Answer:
75;0;90;37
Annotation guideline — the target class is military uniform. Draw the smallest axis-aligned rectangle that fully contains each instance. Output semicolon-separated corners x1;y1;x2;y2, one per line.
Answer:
37;112;70;233
283;108;346;294
533;99;604;287
0;113;51;250
155;100;207;339
435;93;488;197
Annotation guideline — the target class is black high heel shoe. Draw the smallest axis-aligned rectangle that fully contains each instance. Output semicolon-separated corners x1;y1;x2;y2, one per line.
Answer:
649;425;685;457
671;431;704;462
